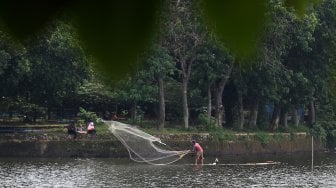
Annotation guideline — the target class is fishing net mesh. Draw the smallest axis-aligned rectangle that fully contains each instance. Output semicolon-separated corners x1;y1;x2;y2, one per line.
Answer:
107;121;190;165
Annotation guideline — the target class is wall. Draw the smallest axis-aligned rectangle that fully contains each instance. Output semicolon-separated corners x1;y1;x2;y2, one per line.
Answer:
0;132;324;158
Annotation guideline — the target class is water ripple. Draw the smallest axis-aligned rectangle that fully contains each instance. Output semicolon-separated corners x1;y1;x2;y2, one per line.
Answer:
0;154;335;187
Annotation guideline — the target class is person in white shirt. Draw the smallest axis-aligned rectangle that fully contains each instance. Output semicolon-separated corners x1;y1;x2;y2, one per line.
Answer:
87;122;96;137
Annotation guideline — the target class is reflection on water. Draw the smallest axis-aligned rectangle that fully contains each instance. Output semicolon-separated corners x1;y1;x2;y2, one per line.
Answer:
0;153;335;187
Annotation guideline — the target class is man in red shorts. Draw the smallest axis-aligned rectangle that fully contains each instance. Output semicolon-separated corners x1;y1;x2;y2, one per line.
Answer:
192;140;203;165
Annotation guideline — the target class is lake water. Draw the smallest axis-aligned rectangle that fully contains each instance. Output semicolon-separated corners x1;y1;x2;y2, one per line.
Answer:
0;153;335;187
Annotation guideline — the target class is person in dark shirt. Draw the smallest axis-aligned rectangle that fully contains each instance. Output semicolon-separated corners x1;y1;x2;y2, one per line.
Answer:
66;121;77;140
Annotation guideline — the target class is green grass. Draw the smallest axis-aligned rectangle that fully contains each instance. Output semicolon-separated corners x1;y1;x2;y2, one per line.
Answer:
143;127;203;135
1;120;313;144
255;131;270;145
96;122;111;136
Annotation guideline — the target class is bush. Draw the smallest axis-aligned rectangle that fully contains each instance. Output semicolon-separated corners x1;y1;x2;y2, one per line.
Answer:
255;131;270;146
310;123;327;143
22;103;47;123
77;107;101;124
318;120;336;149
196;112;216;131
209;128;236;142
328;129;336;149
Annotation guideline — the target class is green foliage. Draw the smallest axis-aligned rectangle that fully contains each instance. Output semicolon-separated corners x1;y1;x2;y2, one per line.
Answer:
273;133;285;143
144;44;174;80
0;1;67;40
0;0;162;80
278;124;309;133
255;131;270;145
310;123;327;142
0;31;29;98
0;97;46;123
27;20;90;109
73;1;161;80
121;110;128;117
1;0;336;141
114;70;157;106
200;0;267;57
0;0;321;78
209;128;236;142
196;111;216;130
76;81;116;114
328;129;336;149
95;121;110;136
22;103;47;123
134;107;145;125
77;107;100;124
144;126;200;135
315;120;336;148
284;0;321;17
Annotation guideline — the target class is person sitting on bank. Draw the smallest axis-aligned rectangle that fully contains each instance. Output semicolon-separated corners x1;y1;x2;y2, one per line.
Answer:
76;123;86;138
112;113;118;121
77;123;84;131
87;122;96;137
66;121;77;140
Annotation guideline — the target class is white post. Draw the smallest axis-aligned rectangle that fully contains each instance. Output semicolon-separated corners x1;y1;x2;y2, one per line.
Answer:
311;136;314;171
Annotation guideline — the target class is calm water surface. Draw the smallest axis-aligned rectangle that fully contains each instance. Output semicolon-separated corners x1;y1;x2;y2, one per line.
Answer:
0;153;335;187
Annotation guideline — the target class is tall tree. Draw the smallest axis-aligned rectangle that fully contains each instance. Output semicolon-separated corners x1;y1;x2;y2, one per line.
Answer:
206;40;233;128
27;20;90;119
145;44;174;130
165;0;205;128
240;0;309;130
298;0;336;126
114;62;158;124
0;31;29;98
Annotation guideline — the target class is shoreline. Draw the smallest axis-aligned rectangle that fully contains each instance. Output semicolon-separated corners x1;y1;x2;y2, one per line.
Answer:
0;132;325;158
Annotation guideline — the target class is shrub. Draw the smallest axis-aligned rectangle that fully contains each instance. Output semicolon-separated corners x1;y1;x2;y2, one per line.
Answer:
22;103;47;123
196;112;216;131
209;128;236;142
317;120;336;149
310;123;327;143
77;107;101;124
255;131;270;146
328;129;336;149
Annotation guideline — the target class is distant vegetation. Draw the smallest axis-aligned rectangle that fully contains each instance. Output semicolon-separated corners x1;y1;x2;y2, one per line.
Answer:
0;0;335;148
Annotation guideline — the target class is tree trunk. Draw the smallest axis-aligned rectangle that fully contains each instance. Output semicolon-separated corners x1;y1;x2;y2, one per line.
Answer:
308;99;315;127
215;79;226;128
248;100;258;129
292;108;299;127
237;92;244;130
271;104;281;130
207;85;212;127
170;0;201;129
131;102;137;124
182;78;189;128
47;107;51;120
158;77;165;131
280;111;288;128
179;52;194;129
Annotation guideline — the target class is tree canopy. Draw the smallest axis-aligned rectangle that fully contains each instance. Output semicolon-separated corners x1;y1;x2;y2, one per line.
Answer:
0;0;336;147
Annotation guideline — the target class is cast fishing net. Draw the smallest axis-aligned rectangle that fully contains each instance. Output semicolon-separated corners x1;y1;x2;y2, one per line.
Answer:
107;121;190;165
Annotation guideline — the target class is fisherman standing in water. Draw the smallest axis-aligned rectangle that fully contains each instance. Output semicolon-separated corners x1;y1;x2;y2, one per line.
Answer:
192;140;204;165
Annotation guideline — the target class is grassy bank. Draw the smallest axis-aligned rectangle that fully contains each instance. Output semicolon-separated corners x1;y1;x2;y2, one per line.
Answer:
0;121;327;158
0;120;328;150
0;120;314;141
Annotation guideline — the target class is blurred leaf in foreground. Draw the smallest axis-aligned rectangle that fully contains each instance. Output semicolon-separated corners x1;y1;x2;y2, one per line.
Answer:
284;0;321;17
0;0;68;40
200;0;267;58
72;1;161;80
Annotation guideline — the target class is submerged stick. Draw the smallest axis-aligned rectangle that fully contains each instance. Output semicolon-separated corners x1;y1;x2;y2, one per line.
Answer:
311;136;314;171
